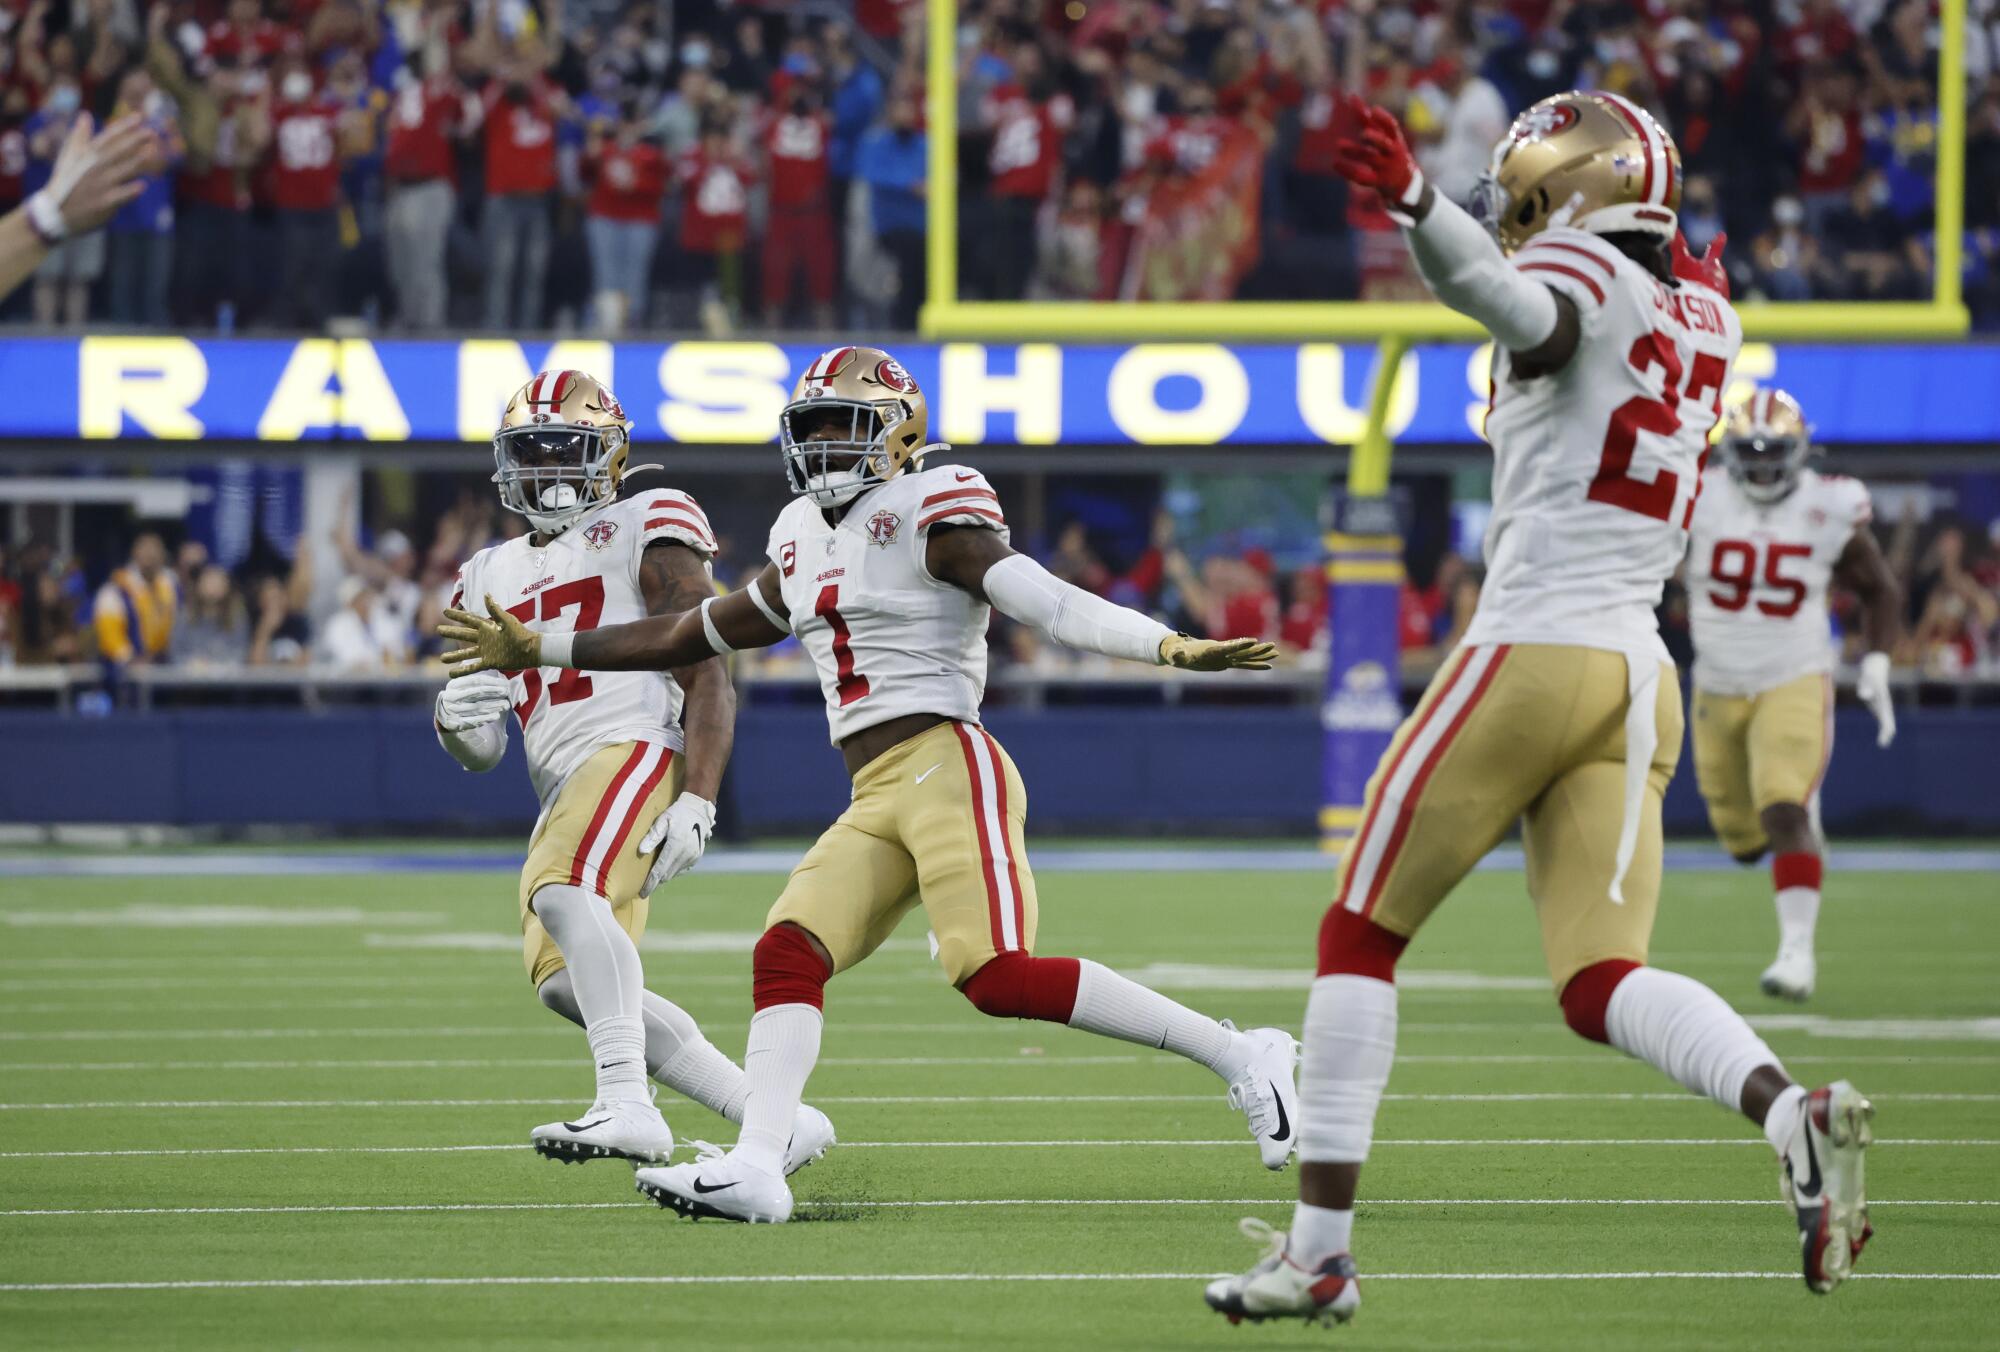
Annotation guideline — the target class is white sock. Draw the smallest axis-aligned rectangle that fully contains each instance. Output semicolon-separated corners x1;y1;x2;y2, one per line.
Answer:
734;1004;822;1174
1775;887;1820;950
1067;959;1245;1078
531;884;649;1103
1604;966;1785;1111
538;974;748;1117
655;1029;750;1122
1297;974;1398;1163
1288;1202;1355;1268
1763;1082;1808;1156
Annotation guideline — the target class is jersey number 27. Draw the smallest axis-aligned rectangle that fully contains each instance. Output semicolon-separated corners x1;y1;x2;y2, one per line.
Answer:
1590;332;1728;528
506;577;603;724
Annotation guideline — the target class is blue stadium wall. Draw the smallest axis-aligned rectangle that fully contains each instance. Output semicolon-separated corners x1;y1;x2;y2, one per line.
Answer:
3;704;1994;836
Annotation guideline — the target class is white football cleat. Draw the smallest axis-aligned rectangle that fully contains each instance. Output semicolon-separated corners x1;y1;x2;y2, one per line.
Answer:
1224;1025;1300;1169
1781;1080;1874;1294
1203;1218;1360;1327
785;1104;837;1176
530;1097;673;1165
635;1151;794;1223
1761;943;1817;1001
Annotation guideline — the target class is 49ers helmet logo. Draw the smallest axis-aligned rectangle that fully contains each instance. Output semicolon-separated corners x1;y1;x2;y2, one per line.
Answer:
874;359;916;394
1512;103;1580;142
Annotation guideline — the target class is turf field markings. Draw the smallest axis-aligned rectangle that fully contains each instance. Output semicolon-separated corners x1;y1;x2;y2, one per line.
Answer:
5;1091;1994;1111
7;1197;1996;1219
2;1272;1995;1293
6;1137;1995;1159
0;1054;1157;1073
0;906;446;928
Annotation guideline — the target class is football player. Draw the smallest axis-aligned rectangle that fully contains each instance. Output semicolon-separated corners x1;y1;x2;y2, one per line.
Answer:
1687;388;1901;1000
433;369;832;1172
1200;94;1874;1325
441;346;1300;1223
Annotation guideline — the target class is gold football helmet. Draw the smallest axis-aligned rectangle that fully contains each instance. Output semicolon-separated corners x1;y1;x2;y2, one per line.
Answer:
1471;90;1681;253
1718;387;1816;504
780;345;930;507
492;369;632;532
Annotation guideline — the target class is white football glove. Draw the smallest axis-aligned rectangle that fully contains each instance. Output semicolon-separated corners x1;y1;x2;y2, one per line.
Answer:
1855;650;1896;748
434;669;514;732
639;793;716;898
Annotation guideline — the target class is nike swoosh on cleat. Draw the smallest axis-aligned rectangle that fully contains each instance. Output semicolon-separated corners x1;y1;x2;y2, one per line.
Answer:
1267;1082;1291;1142
561;1117;611;1133
1799;1120;1824;1198
691;1178;737;1195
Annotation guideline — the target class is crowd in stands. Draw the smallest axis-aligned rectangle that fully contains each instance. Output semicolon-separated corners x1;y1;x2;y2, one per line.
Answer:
0;0;928;333
5;474;2000;687
955;0;1983;312
0;0;1991;332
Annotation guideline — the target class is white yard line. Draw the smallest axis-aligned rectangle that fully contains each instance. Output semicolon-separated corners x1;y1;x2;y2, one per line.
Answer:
0;1055;1156;1073
7;1051;1994;1072
2;1271;1994;1293
1;1091;1993;1112
4;1137;1993;1160
5;1197;1995;1219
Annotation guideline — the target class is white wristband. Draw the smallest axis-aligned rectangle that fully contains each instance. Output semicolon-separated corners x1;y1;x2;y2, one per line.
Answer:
540;631;575;668
25;190;66;244
699;595;734;654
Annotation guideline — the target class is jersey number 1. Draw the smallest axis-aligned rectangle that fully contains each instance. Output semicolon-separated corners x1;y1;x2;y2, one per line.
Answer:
505;577;604;725
815;583;870;706
1590;332;1728;527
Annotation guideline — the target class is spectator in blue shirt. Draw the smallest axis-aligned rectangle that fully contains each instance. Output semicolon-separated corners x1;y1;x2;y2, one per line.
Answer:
823;22;882;312
105;68;185;328
856;89;925;330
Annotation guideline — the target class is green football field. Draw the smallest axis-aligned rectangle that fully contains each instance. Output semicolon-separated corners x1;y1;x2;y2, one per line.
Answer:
1;852;1995;1349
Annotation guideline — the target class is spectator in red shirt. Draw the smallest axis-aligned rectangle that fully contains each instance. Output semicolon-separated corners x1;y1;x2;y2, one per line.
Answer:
383;13;466;329
978;45;1067;301
761;82;835;329
205;0;287;70
675;121;752;331
583;99;666;333
265;52;346;329
470;16;563;331
1786;63;1867;233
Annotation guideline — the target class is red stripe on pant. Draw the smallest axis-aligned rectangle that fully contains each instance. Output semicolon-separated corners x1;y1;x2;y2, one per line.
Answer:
953;723;1009;954
568;745;650;891
1334;648;1475;911
602;749;672;874
980;729;1026;951
1360;645;1511;917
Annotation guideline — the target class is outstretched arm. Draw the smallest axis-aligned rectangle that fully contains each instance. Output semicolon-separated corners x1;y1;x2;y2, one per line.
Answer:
440;564;791;676
926;525;1274;671
1329;96;1579;372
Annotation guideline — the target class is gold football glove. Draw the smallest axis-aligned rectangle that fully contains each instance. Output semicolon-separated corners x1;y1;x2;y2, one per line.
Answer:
438;595;541;677
1157;634;1278;672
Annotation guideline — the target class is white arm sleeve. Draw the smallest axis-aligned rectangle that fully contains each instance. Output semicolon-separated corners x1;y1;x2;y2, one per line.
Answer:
435;718;506;773
982;553;1173;666
1405;192;1560;351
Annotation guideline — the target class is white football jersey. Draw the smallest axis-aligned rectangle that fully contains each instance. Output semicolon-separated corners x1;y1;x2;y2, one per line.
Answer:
1686;467;1871;697
765;463;1005;745
1463;227;1743;662
454;488;717;802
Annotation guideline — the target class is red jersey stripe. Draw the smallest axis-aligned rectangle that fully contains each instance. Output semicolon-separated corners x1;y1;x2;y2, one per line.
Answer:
980;729;1025;950
1519;261;1606;305
954;724;1009;954
918;505;1006;531
920;487;1000;509
1519;237;1619;279
567;744;649;890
